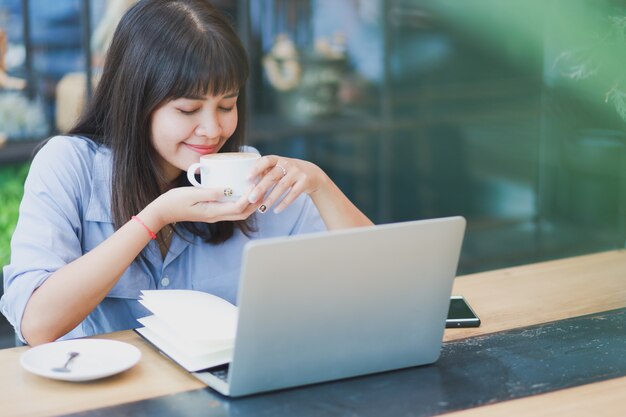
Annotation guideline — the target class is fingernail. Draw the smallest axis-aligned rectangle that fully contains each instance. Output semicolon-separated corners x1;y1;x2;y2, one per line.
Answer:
248;193;258;204
258;204;267;213
273;206;283;214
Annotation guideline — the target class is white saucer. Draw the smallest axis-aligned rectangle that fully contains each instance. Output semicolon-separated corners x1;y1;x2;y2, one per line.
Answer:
20;338;141;382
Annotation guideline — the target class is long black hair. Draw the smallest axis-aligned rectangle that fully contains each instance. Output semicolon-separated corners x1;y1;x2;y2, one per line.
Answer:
70;0;251;244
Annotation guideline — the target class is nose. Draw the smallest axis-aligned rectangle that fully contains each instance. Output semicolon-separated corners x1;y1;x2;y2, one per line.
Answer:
194;110;223;139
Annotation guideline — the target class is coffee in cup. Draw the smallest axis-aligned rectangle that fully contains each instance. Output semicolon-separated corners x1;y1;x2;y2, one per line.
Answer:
187;152;260;200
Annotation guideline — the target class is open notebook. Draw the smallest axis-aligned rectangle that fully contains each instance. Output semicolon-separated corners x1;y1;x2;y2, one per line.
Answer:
136;216;466;397
136;290;236;372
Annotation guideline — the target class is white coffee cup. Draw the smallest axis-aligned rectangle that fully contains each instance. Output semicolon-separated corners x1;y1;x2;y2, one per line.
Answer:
187;152;260;200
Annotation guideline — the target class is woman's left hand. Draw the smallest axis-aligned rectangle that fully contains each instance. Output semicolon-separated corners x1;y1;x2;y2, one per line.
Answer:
246;155;328;214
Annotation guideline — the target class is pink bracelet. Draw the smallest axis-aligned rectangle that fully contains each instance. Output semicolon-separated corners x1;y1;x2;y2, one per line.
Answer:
132;216;157;240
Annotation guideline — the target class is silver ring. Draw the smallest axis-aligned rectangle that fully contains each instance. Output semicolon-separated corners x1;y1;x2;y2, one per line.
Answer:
276;164;287;177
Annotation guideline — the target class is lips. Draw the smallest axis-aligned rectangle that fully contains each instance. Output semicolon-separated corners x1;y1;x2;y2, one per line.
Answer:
185;143;217;155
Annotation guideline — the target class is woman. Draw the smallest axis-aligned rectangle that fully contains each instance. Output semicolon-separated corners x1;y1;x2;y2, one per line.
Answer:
1;0;372;346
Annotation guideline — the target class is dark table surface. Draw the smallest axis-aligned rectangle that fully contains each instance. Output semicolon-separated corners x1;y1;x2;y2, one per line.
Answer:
64;307;626;417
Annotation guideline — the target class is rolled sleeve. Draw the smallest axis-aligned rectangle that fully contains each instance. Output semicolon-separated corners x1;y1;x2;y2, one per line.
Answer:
1;269;49;343
1;137;93;342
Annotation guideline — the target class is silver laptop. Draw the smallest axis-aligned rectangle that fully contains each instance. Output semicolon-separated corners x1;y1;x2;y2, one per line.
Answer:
194;216;466;397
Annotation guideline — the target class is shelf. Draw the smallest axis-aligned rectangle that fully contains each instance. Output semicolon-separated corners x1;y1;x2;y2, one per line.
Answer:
248;113;385;142
247;102;538;143
0;139;42;165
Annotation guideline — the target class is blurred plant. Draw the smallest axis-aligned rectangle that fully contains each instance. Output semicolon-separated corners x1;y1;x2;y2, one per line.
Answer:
604;15;626;122
0;162;28;268
553;11;626;123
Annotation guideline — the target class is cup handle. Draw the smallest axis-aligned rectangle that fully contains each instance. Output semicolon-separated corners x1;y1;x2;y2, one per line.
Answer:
187;162;204;187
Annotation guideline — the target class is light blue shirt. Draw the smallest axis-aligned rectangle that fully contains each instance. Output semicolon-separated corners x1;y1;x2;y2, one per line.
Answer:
1;136;326;342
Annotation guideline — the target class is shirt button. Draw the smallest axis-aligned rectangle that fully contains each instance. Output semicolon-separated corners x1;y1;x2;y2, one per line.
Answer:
161;276;170;287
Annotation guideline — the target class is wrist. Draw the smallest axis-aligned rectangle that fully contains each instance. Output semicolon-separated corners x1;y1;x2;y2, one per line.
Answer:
137;201;167;234
310;170;333;199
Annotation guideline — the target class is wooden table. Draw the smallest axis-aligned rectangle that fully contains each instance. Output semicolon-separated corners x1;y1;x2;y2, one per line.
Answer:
3;249;626;417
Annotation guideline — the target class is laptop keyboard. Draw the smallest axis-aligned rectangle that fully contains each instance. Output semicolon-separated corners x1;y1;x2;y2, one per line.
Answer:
208;364;230;382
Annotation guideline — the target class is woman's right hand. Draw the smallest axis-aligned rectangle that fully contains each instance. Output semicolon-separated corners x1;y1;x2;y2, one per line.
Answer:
143;186;258;231
22;184;256;345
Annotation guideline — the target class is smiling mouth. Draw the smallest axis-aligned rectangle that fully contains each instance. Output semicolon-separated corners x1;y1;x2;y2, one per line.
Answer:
185;144;217;155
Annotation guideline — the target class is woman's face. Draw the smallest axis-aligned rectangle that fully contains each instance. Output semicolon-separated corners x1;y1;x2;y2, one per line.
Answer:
151;91;239;183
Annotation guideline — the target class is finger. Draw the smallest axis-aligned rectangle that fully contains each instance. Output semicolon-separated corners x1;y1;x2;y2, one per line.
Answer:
189;186;236;203
258;176;294;213
218;201;258;221
248;164;288;204
193;197;254;222
247;155;279;179
232;192;255;212
217;193;255;215
272;181;306;214
232;203;259;220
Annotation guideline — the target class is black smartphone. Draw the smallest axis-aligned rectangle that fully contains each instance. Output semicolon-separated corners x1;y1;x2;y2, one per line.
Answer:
446;295;481;328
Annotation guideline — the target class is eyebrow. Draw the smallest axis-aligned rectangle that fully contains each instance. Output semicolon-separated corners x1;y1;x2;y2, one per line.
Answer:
182;91;239;100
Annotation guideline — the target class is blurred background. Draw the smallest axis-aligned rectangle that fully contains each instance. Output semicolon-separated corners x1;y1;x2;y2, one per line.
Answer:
0;0;625;344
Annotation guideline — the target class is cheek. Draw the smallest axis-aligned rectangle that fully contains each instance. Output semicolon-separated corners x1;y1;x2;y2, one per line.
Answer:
152;112;192;146
224;110;239;137
151;110;171;147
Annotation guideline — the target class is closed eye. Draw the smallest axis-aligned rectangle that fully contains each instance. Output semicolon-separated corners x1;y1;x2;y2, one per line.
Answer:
177;108;200;115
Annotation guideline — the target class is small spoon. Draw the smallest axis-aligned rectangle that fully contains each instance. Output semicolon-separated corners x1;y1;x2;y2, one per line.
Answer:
52;352;79;373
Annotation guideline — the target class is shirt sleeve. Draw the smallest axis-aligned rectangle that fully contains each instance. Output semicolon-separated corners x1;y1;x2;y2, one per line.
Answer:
287;195;327;235
1;137;93;342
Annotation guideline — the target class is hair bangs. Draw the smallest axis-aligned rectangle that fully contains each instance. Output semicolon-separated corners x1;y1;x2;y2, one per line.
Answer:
168;28;248;101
